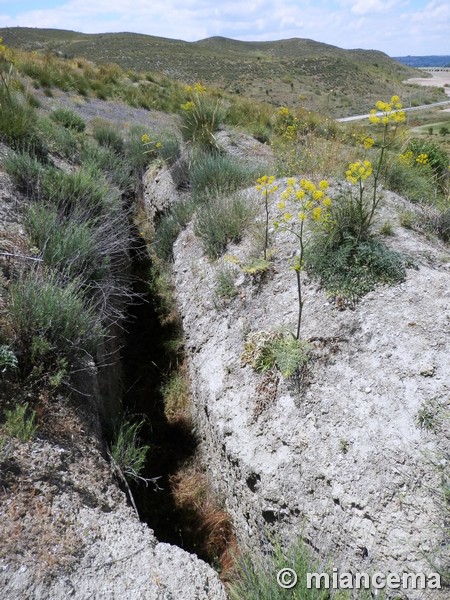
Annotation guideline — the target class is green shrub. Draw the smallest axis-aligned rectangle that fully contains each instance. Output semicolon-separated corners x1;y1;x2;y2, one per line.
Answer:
229;538;333;600
225;99;272;133
406;138;449;184
24;199;131;328
215;266;238;300
194;193;255;259
37;116;80;160
25;205;96;277
153;198;197;261
379;220;393;236
384;159;435;203
93;122;125;155
189;152;259;202
110;416;149;482
398;204;450;243
0;87;47;156
4;151;45;198
50;107;86;132
41;166;121;215
125;126;155;176
2;402;37;442
243;331;310;378
152;214;181;262
306;237;407;301
81;141;133;191
9;269;103;364
179;93;225;151
158;133;181;165
269;336;311;378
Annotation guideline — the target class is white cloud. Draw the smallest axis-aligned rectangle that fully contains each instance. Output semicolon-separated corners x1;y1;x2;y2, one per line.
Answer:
350;0;395;15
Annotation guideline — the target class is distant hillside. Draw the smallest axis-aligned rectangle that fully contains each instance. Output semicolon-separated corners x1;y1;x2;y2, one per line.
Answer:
394;55;450;68
0;27;447;117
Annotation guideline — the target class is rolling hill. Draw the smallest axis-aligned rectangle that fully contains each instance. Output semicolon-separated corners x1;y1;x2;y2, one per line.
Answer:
0;27;447;117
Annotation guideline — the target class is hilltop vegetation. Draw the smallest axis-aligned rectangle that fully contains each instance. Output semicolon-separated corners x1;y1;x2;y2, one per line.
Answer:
0;27;447;117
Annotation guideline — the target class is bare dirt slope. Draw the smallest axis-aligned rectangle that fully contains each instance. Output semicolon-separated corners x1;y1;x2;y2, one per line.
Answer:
173;184;449;597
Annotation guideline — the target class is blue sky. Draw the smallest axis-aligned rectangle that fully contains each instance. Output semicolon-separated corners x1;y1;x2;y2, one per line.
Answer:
0;1;448;56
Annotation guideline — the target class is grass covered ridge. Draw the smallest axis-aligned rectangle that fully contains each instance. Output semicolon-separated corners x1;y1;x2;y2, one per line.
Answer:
1;26;447;118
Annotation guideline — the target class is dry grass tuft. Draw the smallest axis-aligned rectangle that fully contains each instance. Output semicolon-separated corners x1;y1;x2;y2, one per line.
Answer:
170;465;237;579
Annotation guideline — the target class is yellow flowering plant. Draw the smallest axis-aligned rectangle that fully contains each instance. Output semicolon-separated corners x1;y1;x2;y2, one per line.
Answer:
0;37;15;105
345;96;407;241
256;175;279;260
274;177;332;338
179;81;225;151
141;133;162;159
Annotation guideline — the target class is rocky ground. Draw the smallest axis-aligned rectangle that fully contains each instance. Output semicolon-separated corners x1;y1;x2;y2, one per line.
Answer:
0;395;227;600
173;182;449;598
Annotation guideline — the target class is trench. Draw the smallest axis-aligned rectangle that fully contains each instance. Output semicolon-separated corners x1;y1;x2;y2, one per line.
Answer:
118;222;235;569
118;227;196;547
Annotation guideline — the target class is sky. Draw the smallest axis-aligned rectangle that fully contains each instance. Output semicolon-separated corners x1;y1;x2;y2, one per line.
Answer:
0;1;449;56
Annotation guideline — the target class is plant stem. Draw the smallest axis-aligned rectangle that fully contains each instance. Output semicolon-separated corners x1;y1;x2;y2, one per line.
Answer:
296;221;305;339
295;268;303;340
264;189;269;260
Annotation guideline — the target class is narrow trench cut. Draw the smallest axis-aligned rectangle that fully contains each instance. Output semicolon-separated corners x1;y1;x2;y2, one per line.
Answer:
118;222;236;574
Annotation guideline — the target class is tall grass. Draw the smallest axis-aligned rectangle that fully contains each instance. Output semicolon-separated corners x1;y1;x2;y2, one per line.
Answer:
194;192;256;259
81;141;133;191
41;166;122;215
4;152;45;197
228;538;377;600
0;84;48;157
180;94;226;151
190;152;261;202
25;204;97;277
50;107;86;132
229;539;329;600
92;122;125;154
37;115;81;160
110;416;150;482
9;269;103;367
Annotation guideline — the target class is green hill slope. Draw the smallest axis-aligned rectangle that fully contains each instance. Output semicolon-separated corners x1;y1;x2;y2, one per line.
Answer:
0;27;446;116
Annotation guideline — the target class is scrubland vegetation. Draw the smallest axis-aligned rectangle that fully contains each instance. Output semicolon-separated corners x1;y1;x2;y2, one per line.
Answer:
0;34;448;597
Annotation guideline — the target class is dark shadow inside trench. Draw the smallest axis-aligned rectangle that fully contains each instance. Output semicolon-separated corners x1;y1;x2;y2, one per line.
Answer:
119;226;207;558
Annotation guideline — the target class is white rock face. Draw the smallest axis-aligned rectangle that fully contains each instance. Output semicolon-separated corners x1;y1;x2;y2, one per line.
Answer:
0;435;227;600
173;187;449;596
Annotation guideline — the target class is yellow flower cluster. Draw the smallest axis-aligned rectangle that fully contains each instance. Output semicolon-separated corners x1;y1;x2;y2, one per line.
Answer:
141;134;162;153
363;137;375;149
276;178;331;224
185;82;207;95
416;153;429;165
277;107;291;119
399;150;414;166
346;160;373;184
369;95;406;125
274;106;299;139
256;175;279;194
180;100;195;112
283;124;298;141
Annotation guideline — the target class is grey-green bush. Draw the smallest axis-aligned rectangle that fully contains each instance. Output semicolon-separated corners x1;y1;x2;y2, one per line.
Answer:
194;192;255;259
9;269;103;363
190;152;260;202
50;107;86;132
